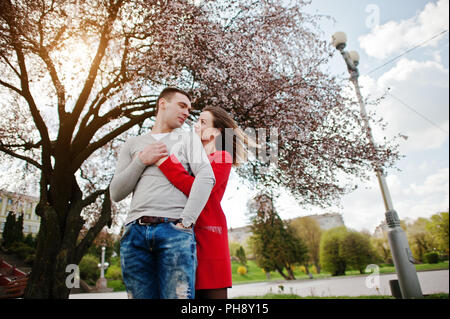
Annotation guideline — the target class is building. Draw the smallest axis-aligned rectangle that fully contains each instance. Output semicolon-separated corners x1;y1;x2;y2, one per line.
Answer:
0;190;40;237
290;212;345;231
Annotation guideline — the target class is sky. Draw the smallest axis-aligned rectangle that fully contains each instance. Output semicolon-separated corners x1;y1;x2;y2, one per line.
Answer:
222;0;449;233
0;0;448;235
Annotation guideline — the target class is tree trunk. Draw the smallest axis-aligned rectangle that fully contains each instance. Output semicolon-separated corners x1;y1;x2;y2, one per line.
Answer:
314;262;321;274
24;206;70;298
23;178;112;299
274;266;291;280
286;265;296;280
304;265;314;279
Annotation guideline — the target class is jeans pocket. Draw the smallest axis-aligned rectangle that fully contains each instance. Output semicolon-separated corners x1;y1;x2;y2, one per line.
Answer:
168;222;194;234
120;223;134;242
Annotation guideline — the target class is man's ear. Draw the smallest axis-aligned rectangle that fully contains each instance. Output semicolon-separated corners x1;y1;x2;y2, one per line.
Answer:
159;98;167;112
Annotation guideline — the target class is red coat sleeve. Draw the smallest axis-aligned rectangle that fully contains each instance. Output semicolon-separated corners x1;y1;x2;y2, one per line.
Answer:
158;152;232;197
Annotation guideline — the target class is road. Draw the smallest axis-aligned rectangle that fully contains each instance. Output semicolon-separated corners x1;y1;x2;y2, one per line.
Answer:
69;269;449;299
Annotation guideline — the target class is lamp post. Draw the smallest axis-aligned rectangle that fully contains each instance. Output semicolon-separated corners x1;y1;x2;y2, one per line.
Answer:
332;32;423;299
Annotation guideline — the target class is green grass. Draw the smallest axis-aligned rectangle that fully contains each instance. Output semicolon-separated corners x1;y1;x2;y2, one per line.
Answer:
234;293;449;299
107;279;126;292
104;260;448;292
232;260;449;284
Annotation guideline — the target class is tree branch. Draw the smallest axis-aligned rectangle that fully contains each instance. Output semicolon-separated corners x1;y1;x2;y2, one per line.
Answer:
71;99;156;159
70;109;155;173
68;1;124;142
75;189;112;262
0;79;23;96
0;144;42;169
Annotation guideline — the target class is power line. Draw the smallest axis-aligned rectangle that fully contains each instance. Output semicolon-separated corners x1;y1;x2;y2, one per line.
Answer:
387;91;449;135
364;29;449;76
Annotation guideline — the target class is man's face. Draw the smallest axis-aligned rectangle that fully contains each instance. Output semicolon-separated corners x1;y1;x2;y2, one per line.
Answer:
160;92;192;128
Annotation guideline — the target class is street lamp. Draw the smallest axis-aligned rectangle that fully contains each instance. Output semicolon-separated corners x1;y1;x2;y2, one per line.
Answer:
332;32;423;299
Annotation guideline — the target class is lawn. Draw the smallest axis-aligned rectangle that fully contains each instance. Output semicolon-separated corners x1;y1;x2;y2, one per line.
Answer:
105;260;448;292
232;260;449;284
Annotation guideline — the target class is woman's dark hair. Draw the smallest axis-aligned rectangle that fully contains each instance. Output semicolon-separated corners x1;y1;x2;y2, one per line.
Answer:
202;106;258;167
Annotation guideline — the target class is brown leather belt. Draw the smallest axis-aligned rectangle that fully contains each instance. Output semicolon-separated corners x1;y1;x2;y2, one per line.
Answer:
137;216;181;226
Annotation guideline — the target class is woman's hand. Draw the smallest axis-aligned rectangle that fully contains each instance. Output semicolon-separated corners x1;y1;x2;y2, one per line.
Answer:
155;156;169;166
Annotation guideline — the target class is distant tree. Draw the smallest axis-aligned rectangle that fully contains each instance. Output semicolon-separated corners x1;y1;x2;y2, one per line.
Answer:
426;212;449;255
371;236;392;264
290;216;322;274
249;193;308;280
2;211;16;247
14;213;24;243
319;226;348;276
406;217;436;263
340;230;377;274
235;246;248;268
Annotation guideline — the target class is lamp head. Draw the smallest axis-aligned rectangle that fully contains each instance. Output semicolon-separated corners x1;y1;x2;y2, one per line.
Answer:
348;51;360;66
332;32;347;50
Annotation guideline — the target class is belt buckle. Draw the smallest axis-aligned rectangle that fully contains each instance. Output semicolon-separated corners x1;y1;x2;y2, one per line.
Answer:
138;218;152;226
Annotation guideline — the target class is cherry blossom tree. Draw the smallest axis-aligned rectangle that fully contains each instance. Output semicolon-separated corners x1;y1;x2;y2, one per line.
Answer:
0;0;401;298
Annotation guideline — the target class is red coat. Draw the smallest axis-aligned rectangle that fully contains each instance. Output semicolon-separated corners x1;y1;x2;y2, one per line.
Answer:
158;150;233;290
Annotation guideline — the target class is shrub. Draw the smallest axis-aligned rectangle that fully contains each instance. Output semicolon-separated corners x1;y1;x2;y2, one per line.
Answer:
310;265;318;274
319;227;348;276
298;265;306;274
105;265;123;281
79;254;100;285
9;241;35;260
24;254;35;266
237;266;247;276
24;234;37;248
424;252;439;264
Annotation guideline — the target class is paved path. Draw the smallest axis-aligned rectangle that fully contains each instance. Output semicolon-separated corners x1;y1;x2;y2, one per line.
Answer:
69;269;448;299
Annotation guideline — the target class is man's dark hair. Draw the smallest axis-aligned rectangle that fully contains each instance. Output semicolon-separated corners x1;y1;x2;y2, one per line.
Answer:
155;87;191;115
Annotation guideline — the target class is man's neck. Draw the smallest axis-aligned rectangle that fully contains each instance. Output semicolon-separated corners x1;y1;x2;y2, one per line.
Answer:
151;118;174;134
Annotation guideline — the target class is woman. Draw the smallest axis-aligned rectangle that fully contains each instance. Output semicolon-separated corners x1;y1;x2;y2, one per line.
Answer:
155;106;252;299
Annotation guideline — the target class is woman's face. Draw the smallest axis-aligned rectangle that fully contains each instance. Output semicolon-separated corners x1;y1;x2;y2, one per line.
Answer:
194;111;220;142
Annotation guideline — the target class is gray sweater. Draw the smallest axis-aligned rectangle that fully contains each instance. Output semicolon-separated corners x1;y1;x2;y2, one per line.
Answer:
110;128;216;227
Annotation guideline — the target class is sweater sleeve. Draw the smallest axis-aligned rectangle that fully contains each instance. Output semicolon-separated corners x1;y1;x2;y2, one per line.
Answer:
159;151;232;197
110;140;147;202
178;131;216;227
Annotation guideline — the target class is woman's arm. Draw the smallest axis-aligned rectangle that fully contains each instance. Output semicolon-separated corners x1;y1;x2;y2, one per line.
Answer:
157;152;232;197
157;154;194;196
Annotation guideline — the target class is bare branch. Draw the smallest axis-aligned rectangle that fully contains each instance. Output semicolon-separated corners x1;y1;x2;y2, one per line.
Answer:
70;109;155;173
0;144;42;169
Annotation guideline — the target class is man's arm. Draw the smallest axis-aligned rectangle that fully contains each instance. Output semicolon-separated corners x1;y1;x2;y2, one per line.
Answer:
179;131;216;227
109;141;146;202
110;140;168;202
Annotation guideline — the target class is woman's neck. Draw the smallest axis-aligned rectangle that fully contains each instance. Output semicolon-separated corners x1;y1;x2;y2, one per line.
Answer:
203;140;217;155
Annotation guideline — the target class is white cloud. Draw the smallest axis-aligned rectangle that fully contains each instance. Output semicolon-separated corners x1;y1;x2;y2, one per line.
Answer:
358;58;449;152
336;166;449;233
404;168;449;197
359;0;449;59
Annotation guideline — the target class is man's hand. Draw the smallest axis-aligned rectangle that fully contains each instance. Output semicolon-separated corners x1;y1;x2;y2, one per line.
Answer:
138;142;169;166
175;222;192;230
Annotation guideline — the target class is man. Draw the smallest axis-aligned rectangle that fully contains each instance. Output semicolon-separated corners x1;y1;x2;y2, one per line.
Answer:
110;87;215;299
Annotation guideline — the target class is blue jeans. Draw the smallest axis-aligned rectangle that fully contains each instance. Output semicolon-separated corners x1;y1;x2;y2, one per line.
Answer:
120;220;197;299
